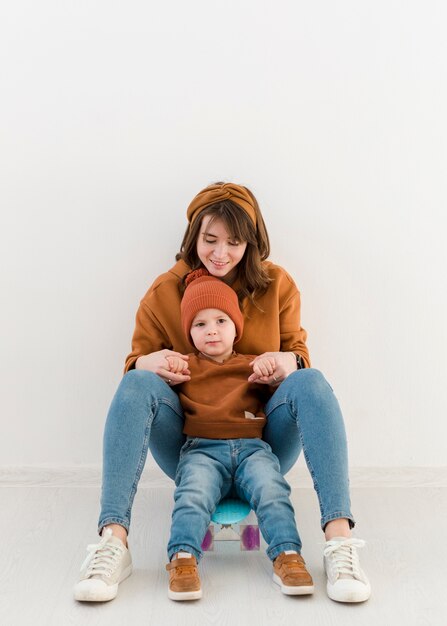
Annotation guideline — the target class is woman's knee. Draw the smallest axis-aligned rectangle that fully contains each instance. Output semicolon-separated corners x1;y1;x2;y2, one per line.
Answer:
288;367;333;395
118;369;167;400
108;369;184;425
122;368;158;387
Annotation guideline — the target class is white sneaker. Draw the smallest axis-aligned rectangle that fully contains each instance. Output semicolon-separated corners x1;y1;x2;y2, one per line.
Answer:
74;528;133;602
323;537;371;603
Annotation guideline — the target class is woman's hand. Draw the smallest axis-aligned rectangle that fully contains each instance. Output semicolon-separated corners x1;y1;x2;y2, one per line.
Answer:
135;349;191;386
248;351;296;386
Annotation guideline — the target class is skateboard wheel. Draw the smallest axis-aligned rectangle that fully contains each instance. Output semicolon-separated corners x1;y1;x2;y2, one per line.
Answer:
240;524;260;551
201;527;214;551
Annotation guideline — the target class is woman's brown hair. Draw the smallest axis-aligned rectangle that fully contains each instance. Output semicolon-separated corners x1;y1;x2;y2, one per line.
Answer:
176;184;272;305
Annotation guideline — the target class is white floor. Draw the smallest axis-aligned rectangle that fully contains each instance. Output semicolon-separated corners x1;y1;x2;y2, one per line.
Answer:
1;468;446;626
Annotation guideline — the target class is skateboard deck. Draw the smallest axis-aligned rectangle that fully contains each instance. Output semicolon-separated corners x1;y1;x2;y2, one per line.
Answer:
201;498;260;551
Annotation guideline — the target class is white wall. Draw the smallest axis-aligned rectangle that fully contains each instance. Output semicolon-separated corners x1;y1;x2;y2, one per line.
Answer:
1;0;446;467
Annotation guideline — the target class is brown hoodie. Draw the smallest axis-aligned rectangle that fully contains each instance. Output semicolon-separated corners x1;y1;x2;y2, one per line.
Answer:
177;352;272;439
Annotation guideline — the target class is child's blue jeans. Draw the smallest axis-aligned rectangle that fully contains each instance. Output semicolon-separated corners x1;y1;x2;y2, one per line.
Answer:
99;368;355;536
167;437;301;562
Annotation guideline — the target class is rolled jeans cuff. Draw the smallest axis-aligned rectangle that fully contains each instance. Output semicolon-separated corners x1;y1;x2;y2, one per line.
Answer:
168;544;202;563
268;542;303;561
321;511;355;531
97;516;130;537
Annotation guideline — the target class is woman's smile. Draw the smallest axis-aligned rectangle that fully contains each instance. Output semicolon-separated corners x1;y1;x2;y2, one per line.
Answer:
196;215;247;279
209;260;229;269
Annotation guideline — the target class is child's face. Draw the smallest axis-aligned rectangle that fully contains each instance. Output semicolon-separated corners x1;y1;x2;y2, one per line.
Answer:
190;308;236;362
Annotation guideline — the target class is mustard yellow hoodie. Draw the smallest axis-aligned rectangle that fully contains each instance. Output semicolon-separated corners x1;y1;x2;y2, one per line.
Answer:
125;259;310;373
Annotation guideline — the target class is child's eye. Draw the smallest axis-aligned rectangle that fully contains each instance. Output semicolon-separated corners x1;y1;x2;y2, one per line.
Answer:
217;318;226;324
194;322;205;327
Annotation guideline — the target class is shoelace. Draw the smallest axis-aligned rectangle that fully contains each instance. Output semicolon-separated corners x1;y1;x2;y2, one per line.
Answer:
323;538;366;582
80;529;124;578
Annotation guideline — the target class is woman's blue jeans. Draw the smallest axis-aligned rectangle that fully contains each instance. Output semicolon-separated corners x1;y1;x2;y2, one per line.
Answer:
99;368;355;535
168;438;301;562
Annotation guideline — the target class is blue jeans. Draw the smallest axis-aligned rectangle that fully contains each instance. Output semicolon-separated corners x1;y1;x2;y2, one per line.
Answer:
167;438;301;562
99;368;354;535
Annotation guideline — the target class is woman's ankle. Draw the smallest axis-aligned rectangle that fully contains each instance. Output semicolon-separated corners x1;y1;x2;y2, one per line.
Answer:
103;523;128;547
324;518;351;541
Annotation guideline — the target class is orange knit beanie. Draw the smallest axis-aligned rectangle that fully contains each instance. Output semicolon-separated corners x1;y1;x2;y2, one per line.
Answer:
181;269;244;345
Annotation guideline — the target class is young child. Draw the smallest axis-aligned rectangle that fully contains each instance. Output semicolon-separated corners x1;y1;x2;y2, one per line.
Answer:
164;270;314;601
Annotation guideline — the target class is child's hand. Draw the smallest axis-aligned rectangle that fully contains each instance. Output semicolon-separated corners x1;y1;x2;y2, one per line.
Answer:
250;355;277;383
166;355;190;375
135;349;191;386
248;352;296;386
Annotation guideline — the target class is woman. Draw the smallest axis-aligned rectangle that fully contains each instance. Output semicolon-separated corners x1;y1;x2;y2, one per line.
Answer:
74;182;371;604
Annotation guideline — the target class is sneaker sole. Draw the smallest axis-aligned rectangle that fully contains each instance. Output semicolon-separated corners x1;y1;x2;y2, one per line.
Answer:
273;573;314;595
74;564;133;602
326;582;371;603
168;588;202;601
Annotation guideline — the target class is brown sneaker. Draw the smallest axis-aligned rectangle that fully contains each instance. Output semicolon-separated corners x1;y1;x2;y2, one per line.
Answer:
273;552;314;595
166;555;202;601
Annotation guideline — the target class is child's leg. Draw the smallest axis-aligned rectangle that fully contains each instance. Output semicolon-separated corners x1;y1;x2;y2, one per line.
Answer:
167;440;232;562
234;440;302;561
234;440;314;595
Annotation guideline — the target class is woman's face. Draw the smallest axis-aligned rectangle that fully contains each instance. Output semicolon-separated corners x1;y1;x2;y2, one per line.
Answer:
196;215;247;281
